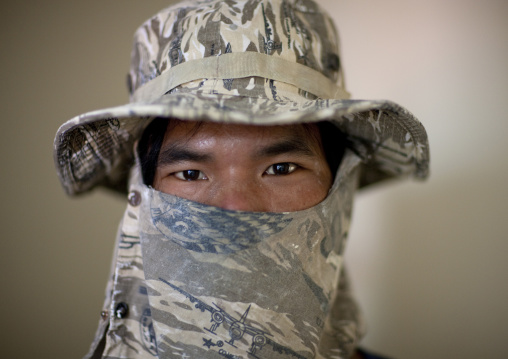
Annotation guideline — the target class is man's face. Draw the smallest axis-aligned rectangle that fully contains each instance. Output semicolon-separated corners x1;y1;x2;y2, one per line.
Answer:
153;120;332;212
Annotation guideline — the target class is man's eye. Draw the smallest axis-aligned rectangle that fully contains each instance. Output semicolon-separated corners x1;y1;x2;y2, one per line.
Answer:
265;163;298;176
174;170;207;181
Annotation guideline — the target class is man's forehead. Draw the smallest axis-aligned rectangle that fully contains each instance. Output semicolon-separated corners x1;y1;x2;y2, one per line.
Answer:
155;120;325;166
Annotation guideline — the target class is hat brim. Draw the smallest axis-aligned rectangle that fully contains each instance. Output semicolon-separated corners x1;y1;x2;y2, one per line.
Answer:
54;92;429;196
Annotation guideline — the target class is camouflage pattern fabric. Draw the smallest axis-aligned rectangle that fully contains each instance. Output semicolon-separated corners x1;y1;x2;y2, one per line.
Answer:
53;0;429;196
86;151;365;359
55;1;431;358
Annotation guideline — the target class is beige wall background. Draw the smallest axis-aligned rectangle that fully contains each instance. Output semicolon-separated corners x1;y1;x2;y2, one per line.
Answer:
1;1;507;358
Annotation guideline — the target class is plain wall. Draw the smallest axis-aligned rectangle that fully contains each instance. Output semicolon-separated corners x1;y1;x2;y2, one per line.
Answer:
1;1;507;358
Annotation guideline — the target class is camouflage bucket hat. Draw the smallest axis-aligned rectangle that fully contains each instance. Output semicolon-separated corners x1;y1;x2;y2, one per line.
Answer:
53;0;430;196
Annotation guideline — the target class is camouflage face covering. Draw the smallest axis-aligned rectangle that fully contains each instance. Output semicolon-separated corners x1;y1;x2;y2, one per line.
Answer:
90;152;364;359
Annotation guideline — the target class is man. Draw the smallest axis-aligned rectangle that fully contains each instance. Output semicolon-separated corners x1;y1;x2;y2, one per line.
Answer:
54;0;429;358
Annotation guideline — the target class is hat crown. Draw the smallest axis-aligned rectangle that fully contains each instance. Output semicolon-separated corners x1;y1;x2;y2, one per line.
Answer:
128;0;344;101
54;0;429;197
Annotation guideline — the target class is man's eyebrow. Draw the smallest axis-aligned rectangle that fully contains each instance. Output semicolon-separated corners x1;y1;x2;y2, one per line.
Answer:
157;143;212;166
256;136;316;158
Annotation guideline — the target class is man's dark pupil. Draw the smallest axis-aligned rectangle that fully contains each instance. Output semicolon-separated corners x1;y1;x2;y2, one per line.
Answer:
274;163;289;174
184;170;200;180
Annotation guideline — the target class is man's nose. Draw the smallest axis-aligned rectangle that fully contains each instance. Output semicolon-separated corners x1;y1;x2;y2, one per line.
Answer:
210;180;266;212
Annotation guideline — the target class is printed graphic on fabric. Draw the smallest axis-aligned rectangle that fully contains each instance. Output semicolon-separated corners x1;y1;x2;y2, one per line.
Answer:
261;3;282;55
161;278;307;359
150;199;293;254
120;233;140;250
223;43;234;91
140;307;158;355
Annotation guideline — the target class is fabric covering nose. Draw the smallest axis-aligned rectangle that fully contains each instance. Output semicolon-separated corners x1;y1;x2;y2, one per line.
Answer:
137;152;362;358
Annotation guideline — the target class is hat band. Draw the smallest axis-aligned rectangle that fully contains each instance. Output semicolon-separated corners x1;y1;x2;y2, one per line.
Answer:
131;52;350;103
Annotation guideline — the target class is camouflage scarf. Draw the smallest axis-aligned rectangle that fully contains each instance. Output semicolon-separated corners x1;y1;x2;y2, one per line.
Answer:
88;151;365;359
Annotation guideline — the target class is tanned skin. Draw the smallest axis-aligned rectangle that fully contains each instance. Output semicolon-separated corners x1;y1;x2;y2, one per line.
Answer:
153;120;332;213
